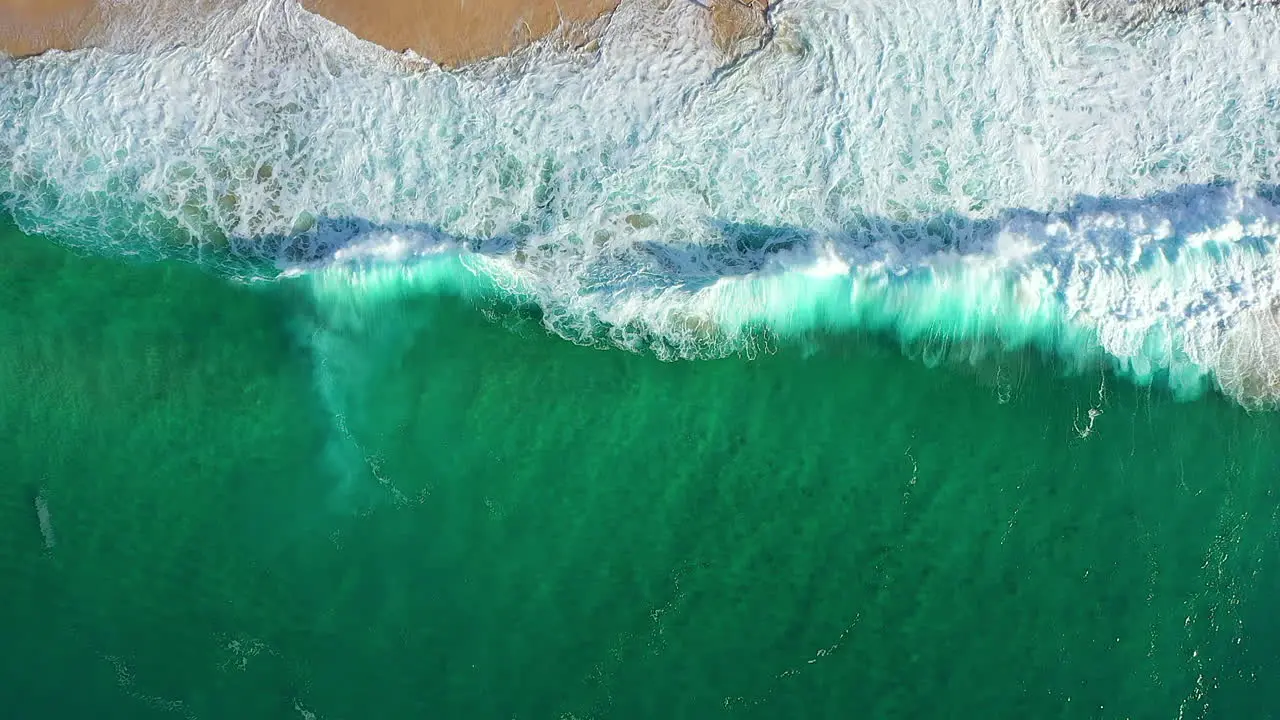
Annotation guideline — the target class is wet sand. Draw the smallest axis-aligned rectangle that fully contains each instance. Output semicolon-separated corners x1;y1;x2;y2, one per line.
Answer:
0;0;771;64
0;0;99;56
0;0;621;63
301;0;620;66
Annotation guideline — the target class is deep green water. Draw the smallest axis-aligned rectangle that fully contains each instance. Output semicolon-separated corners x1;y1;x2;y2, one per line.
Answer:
3;216;1280;719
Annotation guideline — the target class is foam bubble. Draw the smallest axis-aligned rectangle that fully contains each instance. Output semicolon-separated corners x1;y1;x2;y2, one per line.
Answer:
298;184;1280;406
4;0;1280;405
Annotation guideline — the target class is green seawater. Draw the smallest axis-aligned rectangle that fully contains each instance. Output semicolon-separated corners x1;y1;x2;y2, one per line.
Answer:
3;215;1280;720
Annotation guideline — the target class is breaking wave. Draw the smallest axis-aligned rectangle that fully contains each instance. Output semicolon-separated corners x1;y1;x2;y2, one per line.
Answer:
5;0;1280;406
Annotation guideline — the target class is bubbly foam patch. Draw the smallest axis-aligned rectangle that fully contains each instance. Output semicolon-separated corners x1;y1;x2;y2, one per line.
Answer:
4;0;1280;405
303;185;1280;406
1063;0;1280;32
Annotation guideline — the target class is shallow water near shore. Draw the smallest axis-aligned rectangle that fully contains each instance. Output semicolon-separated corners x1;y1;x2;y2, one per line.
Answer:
4;217;1280;719
8;0;1280;715
9;0;1280;405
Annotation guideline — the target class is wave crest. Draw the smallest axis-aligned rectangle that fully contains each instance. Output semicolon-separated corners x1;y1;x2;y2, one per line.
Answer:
6;0;1280;406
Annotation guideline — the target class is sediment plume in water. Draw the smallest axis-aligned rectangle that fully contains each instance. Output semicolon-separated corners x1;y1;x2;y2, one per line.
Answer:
34;489;55;550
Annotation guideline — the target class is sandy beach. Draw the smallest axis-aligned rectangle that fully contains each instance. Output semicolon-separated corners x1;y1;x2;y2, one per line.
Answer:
0;0;99;56
302;0;619;65
0;0;620;64
1;0;774;64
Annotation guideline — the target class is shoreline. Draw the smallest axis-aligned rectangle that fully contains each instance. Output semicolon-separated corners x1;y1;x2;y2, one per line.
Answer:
0;0;99;57
298;0;620;67
0;0;770;66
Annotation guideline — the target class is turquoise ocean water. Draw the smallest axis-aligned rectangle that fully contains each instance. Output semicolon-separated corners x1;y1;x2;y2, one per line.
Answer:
7;213;1280;719
6;0;1280;717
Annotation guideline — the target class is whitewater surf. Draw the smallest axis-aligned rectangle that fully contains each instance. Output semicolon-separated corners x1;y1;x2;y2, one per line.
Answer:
4;0;1280;405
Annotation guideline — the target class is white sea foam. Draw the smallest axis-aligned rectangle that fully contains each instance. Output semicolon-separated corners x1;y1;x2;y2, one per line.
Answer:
4;0;1280;404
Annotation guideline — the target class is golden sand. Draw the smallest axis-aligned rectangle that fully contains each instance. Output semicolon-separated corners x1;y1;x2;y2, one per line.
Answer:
0;0;770;64
0;0;99;56
301;0;619;66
